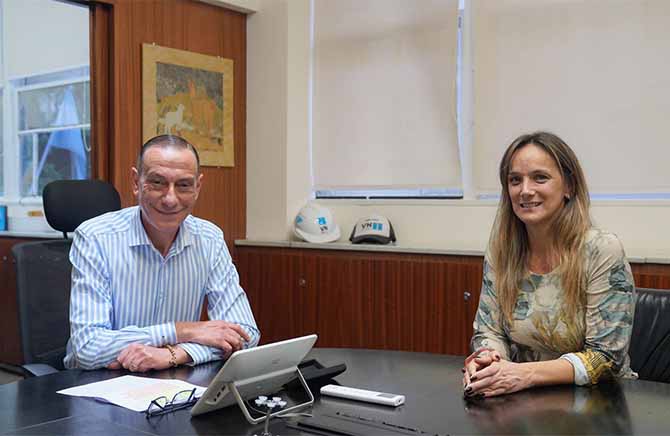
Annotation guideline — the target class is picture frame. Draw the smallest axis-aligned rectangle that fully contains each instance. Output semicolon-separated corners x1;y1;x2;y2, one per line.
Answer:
142;43;234;167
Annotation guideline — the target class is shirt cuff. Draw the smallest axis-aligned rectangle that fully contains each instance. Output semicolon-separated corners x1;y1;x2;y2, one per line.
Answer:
179;343;222;366
148;323;177;347
560;353;590;386
243;328;261;349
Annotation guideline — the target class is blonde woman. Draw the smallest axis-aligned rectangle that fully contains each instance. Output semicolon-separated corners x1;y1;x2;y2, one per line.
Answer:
464;132;636;398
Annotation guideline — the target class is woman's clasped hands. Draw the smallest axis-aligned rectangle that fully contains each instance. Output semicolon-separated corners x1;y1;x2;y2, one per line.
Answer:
462;348;531;399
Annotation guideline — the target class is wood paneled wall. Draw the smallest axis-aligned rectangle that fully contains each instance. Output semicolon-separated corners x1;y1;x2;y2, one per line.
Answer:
93;0;247;248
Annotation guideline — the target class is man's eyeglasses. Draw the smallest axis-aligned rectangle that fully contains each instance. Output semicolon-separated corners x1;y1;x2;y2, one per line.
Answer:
145;388;197;418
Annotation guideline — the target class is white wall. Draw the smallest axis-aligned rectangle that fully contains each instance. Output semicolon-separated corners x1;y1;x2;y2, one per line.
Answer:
284;0;313;239
319;200;670;260
246;0;670;260
247;0;312;241
4;0;89;79
247;0;289;240
199;0;260;14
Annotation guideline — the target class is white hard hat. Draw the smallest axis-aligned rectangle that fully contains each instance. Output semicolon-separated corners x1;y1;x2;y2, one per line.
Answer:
293;203;341;243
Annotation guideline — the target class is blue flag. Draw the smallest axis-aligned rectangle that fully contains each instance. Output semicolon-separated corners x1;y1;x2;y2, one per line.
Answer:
35;87;88;188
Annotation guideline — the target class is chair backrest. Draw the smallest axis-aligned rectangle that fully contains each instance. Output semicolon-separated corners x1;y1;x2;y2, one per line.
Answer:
12;179;121;370
629;287;670;383
43;179;121;237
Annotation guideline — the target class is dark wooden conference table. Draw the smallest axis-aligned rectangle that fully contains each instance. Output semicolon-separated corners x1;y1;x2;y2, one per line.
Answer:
1;348;669;435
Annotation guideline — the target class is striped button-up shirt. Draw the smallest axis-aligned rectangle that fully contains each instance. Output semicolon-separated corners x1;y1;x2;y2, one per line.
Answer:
64;206;260;369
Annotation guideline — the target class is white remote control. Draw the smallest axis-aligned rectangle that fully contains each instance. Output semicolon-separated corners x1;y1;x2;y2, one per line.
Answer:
320;384;405;407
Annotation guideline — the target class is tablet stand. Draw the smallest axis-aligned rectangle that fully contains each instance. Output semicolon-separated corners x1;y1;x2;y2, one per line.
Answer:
253;397;285;436
228;367;314;425
259;405;275;436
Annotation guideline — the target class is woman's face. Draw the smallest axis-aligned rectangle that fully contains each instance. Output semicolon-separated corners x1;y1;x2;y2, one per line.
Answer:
507;143;569;235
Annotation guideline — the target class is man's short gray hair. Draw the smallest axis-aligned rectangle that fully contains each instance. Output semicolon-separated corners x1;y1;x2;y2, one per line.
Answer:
137;135;200;175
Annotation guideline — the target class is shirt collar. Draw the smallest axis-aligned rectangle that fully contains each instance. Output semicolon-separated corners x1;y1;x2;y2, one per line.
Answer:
128;206;195;254
169;217;194;256
129;206;151;247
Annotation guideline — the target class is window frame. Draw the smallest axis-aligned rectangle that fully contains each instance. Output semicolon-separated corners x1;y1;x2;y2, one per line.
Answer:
0;70;90;205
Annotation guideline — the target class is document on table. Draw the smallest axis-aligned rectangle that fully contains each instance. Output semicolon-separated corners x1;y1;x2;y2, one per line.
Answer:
57;375;207;412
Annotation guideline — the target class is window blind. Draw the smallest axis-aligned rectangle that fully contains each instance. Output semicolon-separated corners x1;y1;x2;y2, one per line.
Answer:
312;0;461;195
473;0;670;197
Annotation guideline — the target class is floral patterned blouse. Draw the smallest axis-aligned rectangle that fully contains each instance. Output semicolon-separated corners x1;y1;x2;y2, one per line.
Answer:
471;229;637;385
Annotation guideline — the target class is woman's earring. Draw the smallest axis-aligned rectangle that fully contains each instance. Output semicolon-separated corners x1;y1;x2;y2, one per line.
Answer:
564;194;571;203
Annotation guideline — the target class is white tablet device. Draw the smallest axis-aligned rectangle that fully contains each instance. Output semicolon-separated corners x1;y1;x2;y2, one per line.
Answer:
190;334;317;424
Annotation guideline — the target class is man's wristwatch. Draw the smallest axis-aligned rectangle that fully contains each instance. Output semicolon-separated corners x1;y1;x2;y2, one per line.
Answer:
165;344;179;367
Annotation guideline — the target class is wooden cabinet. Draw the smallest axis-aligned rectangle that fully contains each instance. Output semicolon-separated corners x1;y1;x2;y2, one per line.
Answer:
236;246;483;355
237;245;670;357
236;248;317;344
310;252;483;355
0;237;39;365
631;263;670;289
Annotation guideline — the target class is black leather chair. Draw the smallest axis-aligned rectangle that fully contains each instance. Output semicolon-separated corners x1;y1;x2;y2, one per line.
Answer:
629;287;670;383
11;180;121;377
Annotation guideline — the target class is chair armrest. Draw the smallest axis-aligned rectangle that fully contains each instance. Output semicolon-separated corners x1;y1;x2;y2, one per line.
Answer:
22;363;60;377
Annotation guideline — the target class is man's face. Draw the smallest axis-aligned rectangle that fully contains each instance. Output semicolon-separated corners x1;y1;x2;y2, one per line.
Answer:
132;146;202;242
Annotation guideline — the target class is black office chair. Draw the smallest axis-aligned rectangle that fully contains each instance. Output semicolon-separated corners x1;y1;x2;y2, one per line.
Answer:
11;180;121;377
629;287;670;383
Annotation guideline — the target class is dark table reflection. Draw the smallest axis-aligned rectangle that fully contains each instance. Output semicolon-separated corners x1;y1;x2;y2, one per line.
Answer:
464;382;632;435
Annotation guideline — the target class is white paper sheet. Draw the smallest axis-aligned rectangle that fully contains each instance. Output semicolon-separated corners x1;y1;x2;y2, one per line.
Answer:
57;375;207;412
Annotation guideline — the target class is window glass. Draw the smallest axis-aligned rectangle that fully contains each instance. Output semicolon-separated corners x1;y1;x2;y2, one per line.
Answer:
18;121;90;197
18;81;90;131
16;74;91;197
19;134;34;196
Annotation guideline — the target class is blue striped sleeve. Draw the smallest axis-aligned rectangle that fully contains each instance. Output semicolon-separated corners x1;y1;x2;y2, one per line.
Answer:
66;229;178;369
184;238;260;364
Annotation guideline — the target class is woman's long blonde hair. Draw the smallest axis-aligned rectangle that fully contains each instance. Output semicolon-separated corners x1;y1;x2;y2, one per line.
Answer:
490;132;592;325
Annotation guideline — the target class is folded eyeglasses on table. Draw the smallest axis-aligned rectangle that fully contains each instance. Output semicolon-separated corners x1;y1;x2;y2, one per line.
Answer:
145;388;197;418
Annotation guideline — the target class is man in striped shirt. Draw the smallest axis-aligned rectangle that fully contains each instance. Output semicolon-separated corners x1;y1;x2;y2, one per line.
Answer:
64;135;260;371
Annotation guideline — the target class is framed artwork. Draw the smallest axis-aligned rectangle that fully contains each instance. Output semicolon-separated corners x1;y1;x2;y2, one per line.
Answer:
142;43;234;167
